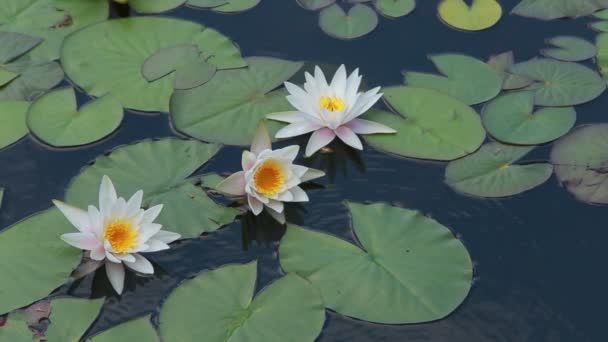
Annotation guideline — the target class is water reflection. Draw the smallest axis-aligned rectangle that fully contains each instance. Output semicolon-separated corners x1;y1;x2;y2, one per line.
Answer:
301;140;366;183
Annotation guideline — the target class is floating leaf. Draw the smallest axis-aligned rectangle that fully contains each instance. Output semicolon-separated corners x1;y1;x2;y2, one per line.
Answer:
280;202;473;324
318;4;379;40
171;57;303;145
0;101;29;150
0;316;33;342
27;88;123;147
363;87;485;161
551;124;608;204
594;8;608;18
45;298;104;341
208;0;261;12
590;20;608;32
297;0;335;10
438;0;502;31
128;0;186;13
445;142;553;198
510;58;606;106
487;51;534;90
0;188;3;210
0;0;109;61
541;36;596;62
375;0;416;18
65;138;238;239
596;33;608;77
91;316;158;342
0;32;42;86
405;54;503;105
0;59;64;101
61;17;245;112
0;209;82;314
187;0;229;8
159;262;325;342
511;0;605;20
142;44;216;90
482;91;576;145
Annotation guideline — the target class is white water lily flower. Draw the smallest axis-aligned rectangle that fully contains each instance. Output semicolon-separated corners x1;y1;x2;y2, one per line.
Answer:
53;176;181;295
216;122;325;224
267;64;396;157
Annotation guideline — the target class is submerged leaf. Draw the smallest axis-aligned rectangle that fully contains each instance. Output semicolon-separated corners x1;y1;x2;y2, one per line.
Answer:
438;0;502;31
541;36;596;62
319;4;379;40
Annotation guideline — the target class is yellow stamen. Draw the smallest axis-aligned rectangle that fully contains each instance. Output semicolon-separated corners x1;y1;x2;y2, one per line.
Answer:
319;96;345;112
254;159;286;196
104;220;138;254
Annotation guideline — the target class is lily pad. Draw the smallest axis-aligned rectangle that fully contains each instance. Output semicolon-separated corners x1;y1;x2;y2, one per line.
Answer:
280;202;473;324
375;0;416;18
0;101;29;150
445;142;553;198
0;208;82;315
363;87;485;161
0;316;33;341
297;0;335;10
187;0;229;8
205;0;261;12
590;20;608;32
511;0;605;20
487;51;534;90
0;32;42;86
159;262;325;342
0;0;109;61
596;33;608;77
45;298;104;341
171;56;303;145
482;91;576;145
0;58;64;101
65;138;238;239
541;36;596;62
319;4;379;40
129;0;186;13
405;54;503;105
61;17;245;112
510;58;606;106
551;124;608;204
27;87;123;147
91;315;158;342
438;0;502;31
0;188;3;210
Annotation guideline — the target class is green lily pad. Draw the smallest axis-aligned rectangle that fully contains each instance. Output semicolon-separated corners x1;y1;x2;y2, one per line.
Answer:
90;315;158;342
0;101;29;150
206;0;261;12
142;44;217;90
438;0;502;31
297;0;335;10
511;0;605;20
27;87;123;147
541;36;596;62
187;0;229;8
550;124;608;204
0;69;17;87
0;32;42;86
0;316;33;341
0;58;64;101
0;0;109;61
45;298;104;341
596;33;608;78
280;202;473;324
487;51;534;90
61;17;245;112
0;208;82;315
482;91;576;145
0;188;3;210
375;0;416;18
510;58;606;106
171;56;303;145
65;138;238;239
405;53;503;105
159;262;325;342
318;4;379;40
129;0;186;13
590;20;608;32
445;142;553;198
363;87;485;161
594;8;608;18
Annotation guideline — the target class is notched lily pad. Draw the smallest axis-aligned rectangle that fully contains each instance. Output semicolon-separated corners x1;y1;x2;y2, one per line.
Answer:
297;0;336;10
487;51;533;90
188;0;260;12
375;0;416;18
319;4;379;40
541;36;596;62
438;0;502;31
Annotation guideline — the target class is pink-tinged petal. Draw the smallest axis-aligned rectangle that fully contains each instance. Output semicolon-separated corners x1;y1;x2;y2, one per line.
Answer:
346;119;397;134
138;223;163;242
216;171;246;196
87;205;103;238
335;126;363;150
99;175;117;217
125;190;143;216
265;199;284;213
142;204;163;224
151;230;181;244
61;232;99;250
141;239;170;253
251;121;272;155
266;207;286;224
90;244;106;261
52;200;91;233
305;128;336;157
124;254;154;274
275;121;323;139
330;65;347;98
242;151;256;171
105;261;125;295
248;194;263;215
267;111;307;123
300;168;325;182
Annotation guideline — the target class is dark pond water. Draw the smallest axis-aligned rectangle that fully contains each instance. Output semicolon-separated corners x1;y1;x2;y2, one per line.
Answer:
1;0;607;341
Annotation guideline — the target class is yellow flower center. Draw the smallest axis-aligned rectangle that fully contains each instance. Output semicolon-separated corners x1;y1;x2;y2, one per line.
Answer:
319;96;345;112
104;220;138;254
253;159;286;196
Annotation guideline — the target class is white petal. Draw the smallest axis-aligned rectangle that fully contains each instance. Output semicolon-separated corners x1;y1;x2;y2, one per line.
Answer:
300;168;325;182
142;204;163;224
292;164;309;178
105;261;125;295
314;66;329;91
330;65;347;98
90;244;106;261
105;251;120;263
151;230;181;244
265;199;284;213
242;151;257;171
138;223;163;242
125;190;143;216
248;194;263;215
52;200;91;233
110;198;128;219
345;69;361;101
61;232;99;250
251;121;272;155
305;128;336;157
275;122;323;139
216;171;246;196
346;118;397;134
290;186;309;202
99;175;117;217
275;145;299;161
346;88;382;121
87;205;103;238
113;253;136;263
266;111;307;123
266;207;286;224
277;190;294;201
124;253;154;274
335;126;363;150
142;239;170;252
